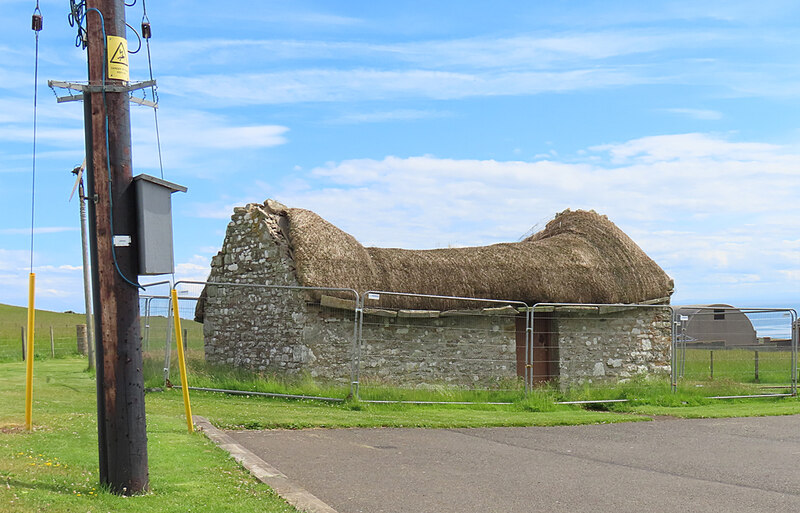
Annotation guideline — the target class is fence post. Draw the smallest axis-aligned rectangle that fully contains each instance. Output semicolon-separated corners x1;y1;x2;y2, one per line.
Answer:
710;350;714;379
171;289;194;433
754;350;759;382
49;326;55;358
21;327;26;361
76;324;88;355
183;328;188;352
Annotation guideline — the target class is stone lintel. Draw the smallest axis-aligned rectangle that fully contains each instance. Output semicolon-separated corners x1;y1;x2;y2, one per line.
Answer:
320;295;357;311
398;309;440;318
481;305;519;316
363;308;398;318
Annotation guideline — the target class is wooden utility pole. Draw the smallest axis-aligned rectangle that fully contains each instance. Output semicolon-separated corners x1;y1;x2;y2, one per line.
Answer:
83;0;149;494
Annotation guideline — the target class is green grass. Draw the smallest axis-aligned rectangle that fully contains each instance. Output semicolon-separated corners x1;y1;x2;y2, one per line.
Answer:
145;354;796;409
679;348;794;384
623;401;800;418
0;358;299;512
0;358;653;512
4;358;800;511
0;304;88;361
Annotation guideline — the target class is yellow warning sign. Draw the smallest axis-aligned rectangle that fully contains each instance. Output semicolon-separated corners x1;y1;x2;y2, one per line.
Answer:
106;35;129;81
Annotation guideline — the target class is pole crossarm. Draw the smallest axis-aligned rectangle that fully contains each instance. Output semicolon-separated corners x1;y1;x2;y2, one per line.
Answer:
48;79;158;107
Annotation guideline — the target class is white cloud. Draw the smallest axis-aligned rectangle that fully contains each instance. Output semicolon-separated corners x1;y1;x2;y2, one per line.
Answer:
662;108;723;120
173;255;212;296
162;68;643;106
247;132;800;305
328;109;451;124
590;132;784;164
0;250;85;310
129;108;289;175
152;30;717;72
779;270;800;281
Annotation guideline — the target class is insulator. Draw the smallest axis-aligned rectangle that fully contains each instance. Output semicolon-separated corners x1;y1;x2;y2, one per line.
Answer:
141;21;151;39
32;13;43;32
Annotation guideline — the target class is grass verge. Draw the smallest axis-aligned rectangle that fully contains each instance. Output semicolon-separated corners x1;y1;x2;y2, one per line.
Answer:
0;358;297;512
3;358;800;512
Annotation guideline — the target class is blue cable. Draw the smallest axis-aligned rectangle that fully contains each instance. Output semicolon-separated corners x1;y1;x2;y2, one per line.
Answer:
82;8;144;290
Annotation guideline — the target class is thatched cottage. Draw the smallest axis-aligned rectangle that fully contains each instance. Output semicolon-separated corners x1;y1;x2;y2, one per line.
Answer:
196;200;674;388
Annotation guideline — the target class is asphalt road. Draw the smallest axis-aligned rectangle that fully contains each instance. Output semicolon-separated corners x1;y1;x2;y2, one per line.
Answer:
227;415;800;513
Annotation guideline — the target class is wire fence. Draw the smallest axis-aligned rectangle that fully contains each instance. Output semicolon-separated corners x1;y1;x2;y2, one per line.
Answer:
357;291;530;402
7;280;796;403
146;283;797;402
529;303;674;396
0;321;87;361
673;306;797;396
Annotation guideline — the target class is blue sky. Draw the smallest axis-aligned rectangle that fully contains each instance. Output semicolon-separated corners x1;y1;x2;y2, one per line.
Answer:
1;0;799;312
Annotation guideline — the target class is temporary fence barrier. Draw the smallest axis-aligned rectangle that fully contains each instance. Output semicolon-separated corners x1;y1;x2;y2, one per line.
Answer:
672;306;797;397
529;302;675;396
161;280;361;401
356;291;531;402
143;279;798;404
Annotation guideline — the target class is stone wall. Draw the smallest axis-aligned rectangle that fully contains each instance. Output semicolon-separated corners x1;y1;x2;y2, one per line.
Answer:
554;307;672;385
357;311;517;387
202;202;329;375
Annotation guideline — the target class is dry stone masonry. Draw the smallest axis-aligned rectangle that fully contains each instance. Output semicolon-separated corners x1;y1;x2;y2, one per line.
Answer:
554;307;672;385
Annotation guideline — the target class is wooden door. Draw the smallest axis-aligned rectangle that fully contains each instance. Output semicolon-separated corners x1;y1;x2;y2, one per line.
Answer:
516;314;555;384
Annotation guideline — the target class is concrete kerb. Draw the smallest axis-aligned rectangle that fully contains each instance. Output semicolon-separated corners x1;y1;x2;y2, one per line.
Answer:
193;416;339;513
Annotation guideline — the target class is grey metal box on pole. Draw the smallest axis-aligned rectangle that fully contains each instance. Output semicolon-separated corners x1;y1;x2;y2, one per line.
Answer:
133;174;187;275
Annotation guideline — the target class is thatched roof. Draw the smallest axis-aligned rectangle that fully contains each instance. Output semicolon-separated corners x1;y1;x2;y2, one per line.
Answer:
278;201;672;305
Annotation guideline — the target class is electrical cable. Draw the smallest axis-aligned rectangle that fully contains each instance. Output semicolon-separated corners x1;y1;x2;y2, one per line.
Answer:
68;0;87;49
125;22;142;54
141;0;165;180
81;7;144;290
30;2;42;273
140;0;173;287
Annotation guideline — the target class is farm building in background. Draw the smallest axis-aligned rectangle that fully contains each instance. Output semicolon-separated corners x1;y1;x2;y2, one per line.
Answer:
194;200;675;387
675;304;757;348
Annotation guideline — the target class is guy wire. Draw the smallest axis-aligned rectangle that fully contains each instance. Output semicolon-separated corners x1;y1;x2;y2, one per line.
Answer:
30;2;42;273
142;0;165;179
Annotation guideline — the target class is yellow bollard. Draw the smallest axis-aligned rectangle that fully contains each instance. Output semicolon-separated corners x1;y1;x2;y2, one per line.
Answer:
25;273;36;431
171;289;193;433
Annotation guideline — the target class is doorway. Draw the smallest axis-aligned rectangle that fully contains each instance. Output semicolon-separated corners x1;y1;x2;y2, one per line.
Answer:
516;314;557;384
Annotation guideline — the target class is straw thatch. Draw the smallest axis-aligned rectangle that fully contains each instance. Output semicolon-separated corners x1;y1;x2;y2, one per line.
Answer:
282;201;671;305
195;201;673;319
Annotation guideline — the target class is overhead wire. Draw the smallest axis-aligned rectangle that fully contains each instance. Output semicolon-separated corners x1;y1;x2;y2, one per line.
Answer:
140;0;174;288
30;2;42;273
141;0;165;180
26;0;43;433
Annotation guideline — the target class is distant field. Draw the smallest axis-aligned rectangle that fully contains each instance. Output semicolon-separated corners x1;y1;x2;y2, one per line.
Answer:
679;348;795;385
0;304;87;361
0;303;203;367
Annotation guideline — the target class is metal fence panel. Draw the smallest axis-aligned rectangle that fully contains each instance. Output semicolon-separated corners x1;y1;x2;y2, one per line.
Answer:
673;306;797;396
356;291;530;401
531;303;674;393
137;281;799;404
154;281;360;400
